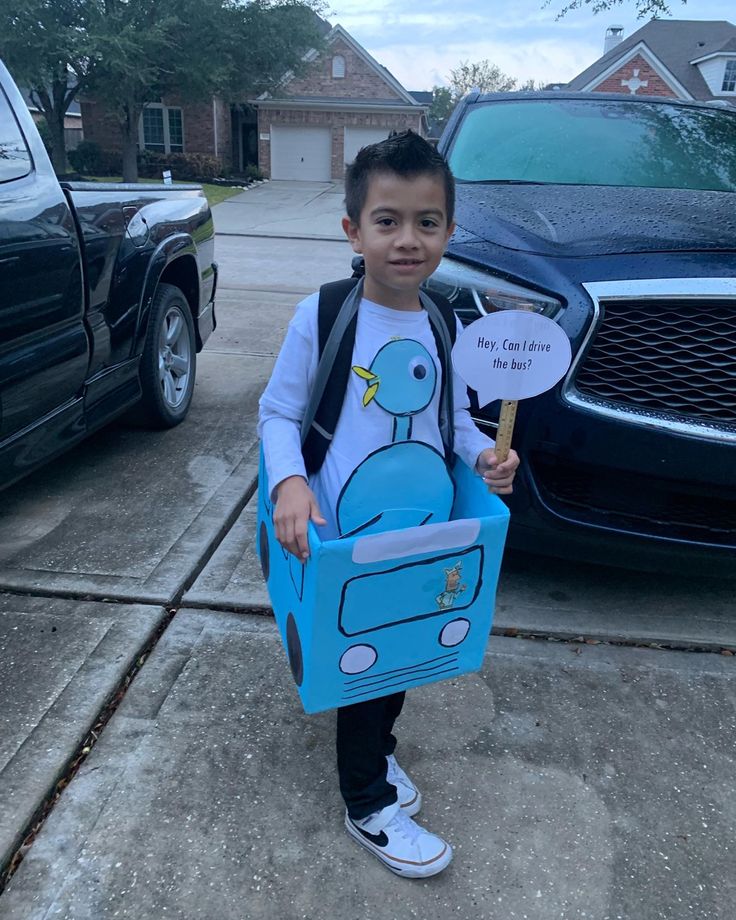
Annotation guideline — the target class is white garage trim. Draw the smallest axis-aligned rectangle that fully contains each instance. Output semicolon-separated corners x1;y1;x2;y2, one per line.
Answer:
344;127;392;168
271;125;332;181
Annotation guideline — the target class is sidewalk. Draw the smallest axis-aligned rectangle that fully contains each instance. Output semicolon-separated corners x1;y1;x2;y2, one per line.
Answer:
1;180;734;920
2;610;733;919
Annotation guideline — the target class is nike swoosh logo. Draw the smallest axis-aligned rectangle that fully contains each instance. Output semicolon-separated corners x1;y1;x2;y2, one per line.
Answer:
354;825;389;847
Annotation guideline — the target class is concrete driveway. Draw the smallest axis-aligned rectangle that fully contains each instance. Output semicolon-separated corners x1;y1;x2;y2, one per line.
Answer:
1;181;734;920
214;180;347;241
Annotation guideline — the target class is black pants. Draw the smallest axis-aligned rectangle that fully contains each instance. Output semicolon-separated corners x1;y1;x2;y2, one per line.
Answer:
336;690;405;820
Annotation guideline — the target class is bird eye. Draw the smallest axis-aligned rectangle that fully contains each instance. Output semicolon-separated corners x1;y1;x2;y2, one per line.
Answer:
409;357;428;380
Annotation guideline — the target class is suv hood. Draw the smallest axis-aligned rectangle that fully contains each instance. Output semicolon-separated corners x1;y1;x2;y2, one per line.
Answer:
454;183;736;257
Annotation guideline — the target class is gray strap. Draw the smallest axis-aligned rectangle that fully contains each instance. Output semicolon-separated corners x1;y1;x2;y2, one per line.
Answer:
300;277;364;446
419;289;455;460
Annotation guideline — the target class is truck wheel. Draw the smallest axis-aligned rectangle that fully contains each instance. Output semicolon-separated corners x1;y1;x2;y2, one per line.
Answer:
137;283;196;428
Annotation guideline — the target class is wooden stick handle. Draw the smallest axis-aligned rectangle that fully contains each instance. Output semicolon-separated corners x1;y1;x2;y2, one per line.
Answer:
493;399;518;465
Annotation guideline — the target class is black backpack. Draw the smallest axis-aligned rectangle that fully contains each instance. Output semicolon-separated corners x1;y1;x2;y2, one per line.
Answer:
300;273;458;476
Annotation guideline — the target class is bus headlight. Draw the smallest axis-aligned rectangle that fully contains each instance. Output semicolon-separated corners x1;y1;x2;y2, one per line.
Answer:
340;645;378;675
439;618;471;647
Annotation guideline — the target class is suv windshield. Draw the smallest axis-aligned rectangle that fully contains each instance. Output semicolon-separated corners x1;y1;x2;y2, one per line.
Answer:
448;97;736;192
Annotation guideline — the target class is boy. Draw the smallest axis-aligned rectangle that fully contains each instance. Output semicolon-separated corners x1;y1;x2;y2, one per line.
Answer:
258;131;519;878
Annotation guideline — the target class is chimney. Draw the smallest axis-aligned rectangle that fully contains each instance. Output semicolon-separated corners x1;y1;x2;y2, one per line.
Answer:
604;25;625;55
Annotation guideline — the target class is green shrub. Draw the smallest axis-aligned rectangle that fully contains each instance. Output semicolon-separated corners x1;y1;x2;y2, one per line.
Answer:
138;150;222;182
68;141;122;175
244;163;264;181
67;144;224;182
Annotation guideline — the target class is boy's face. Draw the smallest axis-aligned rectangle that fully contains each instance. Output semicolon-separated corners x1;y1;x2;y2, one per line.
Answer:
342;171;455;310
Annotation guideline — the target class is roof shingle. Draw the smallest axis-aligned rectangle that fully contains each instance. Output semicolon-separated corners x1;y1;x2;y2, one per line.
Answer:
568;19;736;102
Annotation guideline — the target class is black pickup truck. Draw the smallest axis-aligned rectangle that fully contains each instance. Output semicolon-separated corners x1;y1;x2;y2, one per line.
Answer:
0;60;217;490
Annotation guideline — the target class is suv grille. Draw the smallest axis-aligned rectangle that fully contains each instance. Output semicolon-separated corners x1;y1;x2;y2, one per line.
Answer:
532;454;736;546
573;298;736;428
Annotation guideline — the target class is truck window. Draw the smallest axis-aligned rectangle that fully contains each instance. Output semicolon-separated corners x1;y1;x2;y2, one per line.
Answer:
0;87;32;183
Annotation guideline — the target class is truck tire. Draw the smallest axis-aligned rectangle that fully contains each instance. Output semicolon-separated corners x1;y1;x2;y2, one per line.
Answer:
136;282;196;428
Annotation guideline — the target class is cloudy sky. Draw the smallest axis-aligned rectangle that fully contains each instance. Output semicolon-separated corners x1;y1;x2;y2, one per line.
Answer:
327;0;736;90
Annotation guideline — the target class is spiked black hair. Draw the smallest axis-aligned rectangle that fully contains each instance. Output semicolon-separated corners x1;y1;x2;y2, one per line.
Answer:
344;130;455;225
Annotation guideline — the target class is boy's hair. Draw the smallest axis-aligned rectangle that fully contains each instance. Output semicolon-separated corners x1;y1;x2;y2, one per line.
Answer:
344;130;455;226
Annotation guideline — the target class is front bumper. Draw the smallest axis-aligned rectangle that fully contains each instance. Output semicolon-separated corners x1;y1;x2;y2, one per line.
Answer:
483;384;736;576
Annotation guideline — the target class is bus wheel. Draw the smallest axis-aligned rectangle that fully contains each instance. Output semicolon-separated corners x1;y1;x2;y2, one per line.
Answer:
286;613;303;686
259;521;270;581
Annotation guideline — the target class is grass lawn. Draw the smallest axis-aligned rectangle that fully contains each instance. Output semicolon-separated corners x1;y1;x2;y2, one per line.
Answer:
88;176;246;207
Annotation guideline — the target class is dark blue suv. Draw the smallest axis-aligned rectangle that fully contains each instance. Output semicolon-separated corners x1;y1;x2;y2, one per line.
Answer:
427;91;736;575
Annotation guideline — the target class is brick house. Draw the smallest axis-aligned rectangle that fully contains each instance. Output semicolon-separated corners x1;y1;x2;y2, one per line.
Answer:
80;95;232;170
248;24;426;180
567;19;736;107
80;22;425;179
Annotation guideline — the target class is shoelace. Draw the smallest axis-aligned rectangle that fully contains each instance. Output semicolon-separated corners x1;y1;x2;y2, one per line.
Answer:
387;810;423;845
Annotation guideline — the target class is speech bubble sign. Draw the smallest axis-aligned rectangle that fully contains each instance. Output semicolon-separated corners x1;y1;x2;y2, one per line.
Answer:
452;311;572;407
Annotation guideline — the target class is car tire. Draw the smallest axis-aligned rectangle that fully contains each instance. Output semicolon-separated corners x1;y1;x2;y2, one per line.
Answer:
135;282;196;429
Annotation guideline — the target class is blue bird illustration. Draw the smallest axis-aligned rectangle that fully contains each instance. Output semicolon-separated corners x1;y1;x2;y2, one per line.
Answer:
352;339;437;441
336;338;454;538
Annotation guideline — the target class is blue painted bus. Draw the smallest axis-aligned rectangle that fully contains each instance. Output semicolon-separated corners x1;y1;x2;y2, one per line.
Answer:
257;452;509;714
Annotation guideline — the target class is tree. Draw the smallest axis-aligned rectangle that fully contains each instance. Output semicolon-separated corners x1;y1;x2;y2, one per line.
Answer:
83;0;325;181
430;61;545;134
0;0;97;173
449;60;519;98
517;79;546;91
0;0;325;180
428;85;453;133
548;0;687;18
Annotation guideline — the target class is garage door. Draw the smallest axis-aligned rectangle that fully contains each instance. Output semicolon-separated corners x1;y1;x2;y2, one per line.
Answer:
344;127;392;167
270;126;332;181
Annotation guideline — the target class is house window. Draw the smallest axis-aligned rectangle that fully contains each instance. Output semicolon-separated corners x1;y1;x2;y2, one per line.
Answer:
142;107;165;152
332;55;346;79
167;108;184;152
722;60;736;93
140;104;184;153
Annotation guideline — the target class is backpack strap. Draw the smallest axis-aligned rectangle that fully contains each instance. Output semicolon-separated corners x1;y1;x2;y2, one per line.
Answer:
420;288;457;464
301;277;362;476
301;277;458;476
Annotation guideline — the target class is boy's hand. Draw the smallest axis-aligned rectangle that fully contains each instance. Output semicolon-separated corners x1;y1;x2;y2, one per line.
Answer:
476;448;520;494
273;476;326;561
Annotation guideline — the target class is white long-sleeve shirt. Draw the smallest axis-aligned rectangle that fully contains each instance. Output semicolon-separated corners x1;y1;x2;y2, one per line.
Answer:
258;292;493;539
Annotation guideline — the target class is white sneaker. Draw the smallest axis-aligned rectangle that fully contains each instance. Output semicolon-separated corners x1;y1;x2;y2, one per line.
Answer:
345;802;453;878
386;754;422;816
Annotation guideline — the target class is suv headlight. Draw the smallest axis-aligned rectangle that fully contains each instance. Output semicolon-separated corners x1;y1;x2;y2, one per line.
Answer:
424;258;563;323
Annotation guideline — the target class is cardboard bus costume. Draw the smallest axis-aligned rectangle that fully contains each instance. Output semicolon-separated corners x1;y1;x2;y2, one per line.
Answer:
256;279;510;714
257;451;509;714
